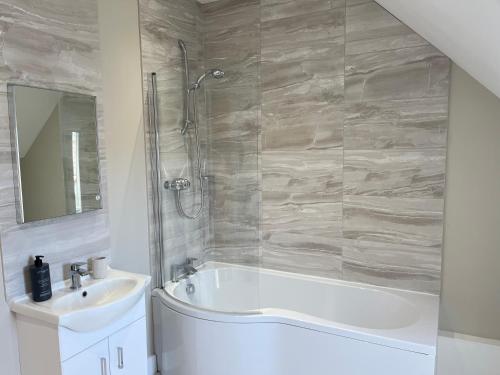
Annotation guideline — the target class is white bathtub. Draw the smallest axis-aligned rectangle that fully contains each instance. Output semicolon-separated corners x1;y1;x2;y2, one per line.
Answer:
153;262;439;375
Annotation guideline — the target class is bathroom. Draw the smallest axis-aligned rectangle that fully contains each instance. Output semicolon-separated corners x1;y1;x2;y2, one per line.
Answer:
0;0;499;374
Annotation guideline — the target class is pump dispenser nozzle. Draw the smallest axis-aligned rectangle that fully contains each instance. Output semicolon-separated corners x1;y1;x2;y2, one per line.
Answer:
34;255;44;267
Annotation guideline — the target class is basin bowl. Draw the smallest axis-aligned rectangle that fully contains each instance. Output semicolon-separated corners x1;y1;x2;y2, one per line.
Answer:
11;269;151;332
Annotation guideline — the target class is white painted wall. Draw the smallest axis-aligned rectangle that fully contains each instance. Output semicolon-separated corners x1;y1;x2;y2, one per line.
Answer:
374;0;500;99
0;251;20;374
437;332;500;375
97;0;152;356
97;0;149;276
440;64;500;340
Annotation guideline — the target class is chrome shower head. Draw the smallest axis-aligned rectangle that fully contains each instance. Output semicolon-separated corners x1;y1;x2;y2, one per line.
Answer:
192;68;225;89
210;69;225;79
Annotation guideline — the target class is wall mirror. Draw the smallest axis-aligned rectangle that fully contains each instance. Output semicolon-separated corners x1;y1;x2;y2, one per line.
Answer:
8;85;102;223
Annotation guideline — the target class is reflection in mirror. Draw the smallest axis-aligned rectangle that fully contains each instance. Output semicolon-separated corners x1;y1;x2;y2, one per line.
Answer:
8;85;102;223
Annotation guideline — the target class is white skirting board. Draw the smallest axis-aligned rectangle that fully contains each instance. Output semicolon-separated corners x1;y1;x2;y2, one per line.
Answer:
148;354;157;375
437;331;500;375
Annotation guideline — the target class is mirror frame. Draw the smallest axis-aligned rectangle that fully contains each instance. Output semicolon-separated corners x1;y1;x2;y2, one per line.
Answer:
7;83;103;224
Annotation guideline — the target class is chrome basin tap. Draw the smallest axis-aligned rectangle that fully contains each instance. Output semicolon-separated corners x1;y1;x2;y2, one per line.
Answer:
70;262;89;290
172;258;198;282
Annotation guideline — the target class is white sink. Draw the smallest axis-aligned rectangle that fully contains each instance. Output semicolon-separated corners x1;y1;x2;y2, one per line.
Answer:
10;269;151;332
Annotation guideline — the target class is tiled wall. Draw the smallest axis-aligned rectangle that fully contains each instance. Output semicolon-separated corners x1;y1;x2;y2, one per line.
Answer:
139;0;449;293
0;0;110;299
201;0;261;264
259;0;345;277
342;0;448;293
139;0;210;282
201;0;449;294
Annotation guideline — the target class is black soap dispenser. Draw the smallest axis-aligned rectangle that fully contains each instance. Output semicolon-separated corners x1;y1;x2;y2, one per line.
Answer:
30;255;52;302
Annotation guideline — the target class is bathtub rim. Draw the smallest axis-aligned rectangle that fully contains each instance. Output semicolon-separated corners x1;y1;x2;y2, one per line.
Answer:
155;261;439;355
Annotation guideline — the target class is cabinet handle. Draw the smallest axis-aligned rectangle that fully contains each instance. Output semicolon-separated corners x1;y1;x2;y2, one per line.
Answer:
100;357;107;375
117;347;124;369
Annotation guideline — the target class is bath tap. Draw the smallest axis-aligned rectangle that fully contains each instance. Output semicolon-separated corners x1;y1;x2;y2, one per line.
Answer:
172;257;198;282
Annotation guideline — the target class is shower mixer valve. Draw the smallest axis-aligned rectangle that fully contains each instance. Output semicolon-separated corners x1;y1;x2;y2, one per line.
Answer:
165;178;191;191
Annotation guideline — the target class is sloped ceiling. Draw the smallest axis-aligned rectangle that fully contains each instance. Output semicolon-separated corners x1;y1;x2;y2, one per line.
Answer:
374;0;500;99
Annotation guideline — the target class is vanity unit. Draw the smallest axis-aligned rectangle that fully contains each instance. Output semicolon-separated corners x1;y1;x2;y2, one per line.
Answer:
11;269;151;375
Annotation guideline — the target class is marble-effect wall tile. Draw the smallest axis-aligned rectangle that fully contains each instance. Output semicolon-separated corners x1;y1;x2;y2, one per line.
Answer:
344;149;446;198
261;7;345;152
261;0;334;22
346;0;428;55
344;98;448;150
259;1;346;278
262;151;343;197
202;0;261;262
140;0;450;294
140;0;209;284
342;238;441;293
345;46;449;102
0;0;109;298
343;195;444;248
261;76;344;151
262;246;343;279
261;150;344;276
342;0;449;293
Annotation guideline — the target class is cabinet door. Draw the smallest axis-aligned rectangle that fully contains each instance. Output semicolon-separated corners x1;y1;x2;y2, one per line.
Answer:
62;339;110;375
109;318;147;375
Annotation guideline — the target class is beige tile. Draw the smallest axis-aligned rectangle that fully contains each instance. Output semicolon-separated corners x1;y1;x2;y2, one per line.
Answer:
262;151;343;255
262;150;343;197
206;86;260;117
342;238;441;293
261;9;344;53
262;76;344;151
204;246;260;266
346;46;450;102
346;0;427;55
344;149;446;198
201;0;260;33
343;195;444;248
344;98;449;150
261;0;332;22
262;246;343;278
